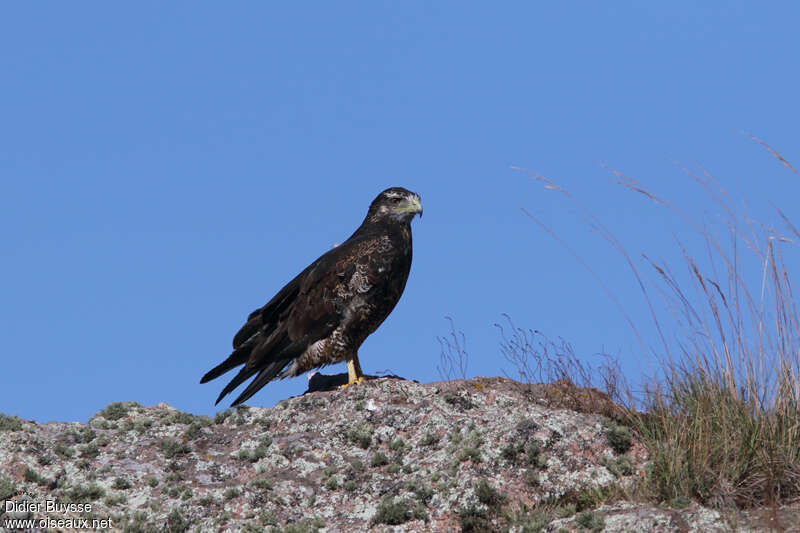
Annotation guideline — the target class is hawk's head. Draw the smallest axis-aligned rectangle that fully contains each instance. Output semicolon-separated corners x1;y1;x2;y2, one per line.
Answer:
367;187;423;224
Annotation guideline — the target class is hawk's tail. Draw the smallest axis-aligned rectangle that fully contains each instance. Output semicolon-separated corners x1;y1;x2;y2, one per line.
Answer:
200;347;251;384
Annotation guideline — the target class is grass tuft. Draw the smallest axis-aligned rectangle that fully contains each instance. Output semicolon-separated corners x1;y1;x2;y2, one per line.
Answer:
514;149;800;509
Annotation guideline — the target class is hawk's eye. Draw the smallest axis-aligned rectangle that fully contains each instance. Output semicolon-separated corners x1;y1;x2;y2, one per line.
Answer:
391;197;402;204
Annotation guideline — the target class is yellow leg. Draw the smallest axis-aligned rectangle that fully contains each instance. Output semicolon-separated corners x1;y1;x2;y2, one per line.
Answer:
341;354;365;389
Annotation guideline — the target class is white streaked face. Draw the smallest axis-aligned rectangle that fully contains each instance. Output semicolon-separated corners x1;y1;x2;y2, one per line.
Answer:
374;189;423;222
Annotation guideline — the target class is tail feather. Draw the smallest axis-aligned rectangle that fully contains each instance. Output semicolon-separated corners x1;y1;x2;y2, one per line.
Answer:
229;361;288;406
215;366;259;405
200;348;250;384
204;329;303;405
224;338;307;406
201;332;266;384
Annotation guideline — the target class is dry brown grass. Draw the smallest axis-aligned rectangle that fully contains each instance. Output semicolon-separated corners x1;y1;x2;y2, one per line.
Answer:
511;138;800;509
437;316;470;381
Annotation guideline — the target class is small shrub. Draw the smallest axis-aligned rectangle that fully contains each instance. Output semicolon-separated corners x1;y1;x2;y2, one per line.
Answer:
455;446;482;464
260;510;278;525
251;478;273;491
24;468;45;484
406;481;434;505
420;431;440;447
575;510;605;531
183;422;204;440
214;411;232;424
167;460;186;473
78;427;96;443
165;508;188;532
0;475;16;500
96;402;132;421
112;477;132;490
104;493;127;506
239;436;272;462
605;423;632;455
501;442;522;462
555;503;577;518
196;496;215;507
160;439;190;458
458;505;491;533
601;454;633;477
54;443;75;458
513;509;550;533
347;422;373;449
574;486;611;511
370;452;389;467
223;488;240;501
525;441;547;468
162;411;196;425
79;443;100;459
66;483;106;501
133;418;154;433
373;497;412;525
0;413;24;432
474;478;506;510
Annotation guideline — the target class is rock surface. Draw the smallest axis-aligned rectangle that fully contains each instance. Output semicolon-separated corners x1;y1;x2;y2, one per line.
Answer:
1;376;797;532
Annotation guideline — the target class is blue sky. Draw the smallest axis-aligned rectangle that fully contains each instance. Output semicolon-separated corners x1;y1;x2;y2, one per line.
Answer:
2;3;799;423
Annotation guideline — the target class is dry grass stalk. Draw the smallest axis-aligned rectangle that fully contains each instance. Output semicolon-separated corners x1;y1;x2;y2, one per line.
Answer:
511;140;800;508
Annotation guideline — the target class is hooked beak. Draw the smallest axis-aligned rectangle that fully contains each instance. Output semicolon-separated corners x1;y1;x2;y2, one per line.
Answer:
401;195;423;219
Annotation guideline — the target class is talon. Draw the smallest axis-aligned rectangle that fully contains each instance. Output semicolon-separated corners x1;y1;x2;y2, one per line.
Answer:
341;355;365;390
339;375;367;390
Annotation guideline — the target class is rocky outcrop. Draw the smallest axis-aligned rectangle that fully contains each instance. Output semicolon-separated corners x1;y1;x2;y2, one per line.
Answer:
1;377;797;532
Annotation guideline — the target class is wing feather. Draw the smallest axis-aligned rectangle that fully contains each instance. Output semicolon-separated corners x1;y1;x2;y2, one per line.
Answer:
202;235;373;404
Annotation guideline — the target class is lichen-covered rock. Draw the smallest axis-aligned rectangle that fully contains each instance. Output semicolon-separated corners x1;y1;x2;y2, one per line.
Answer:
1;378;798;532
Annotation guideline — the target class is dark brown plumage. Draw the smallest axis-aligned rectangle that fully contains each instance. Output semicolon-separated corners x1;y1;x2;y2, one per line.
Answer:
201;187;422;406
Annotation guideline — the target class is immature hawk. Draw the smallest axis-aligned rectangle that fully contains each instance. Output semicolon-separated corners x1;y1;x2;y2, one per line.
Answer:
201;187;422;406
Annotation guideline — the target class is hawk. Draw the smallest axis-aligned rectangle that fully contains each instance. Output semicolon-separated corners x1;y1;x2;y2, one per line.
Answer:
201;187;422;406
